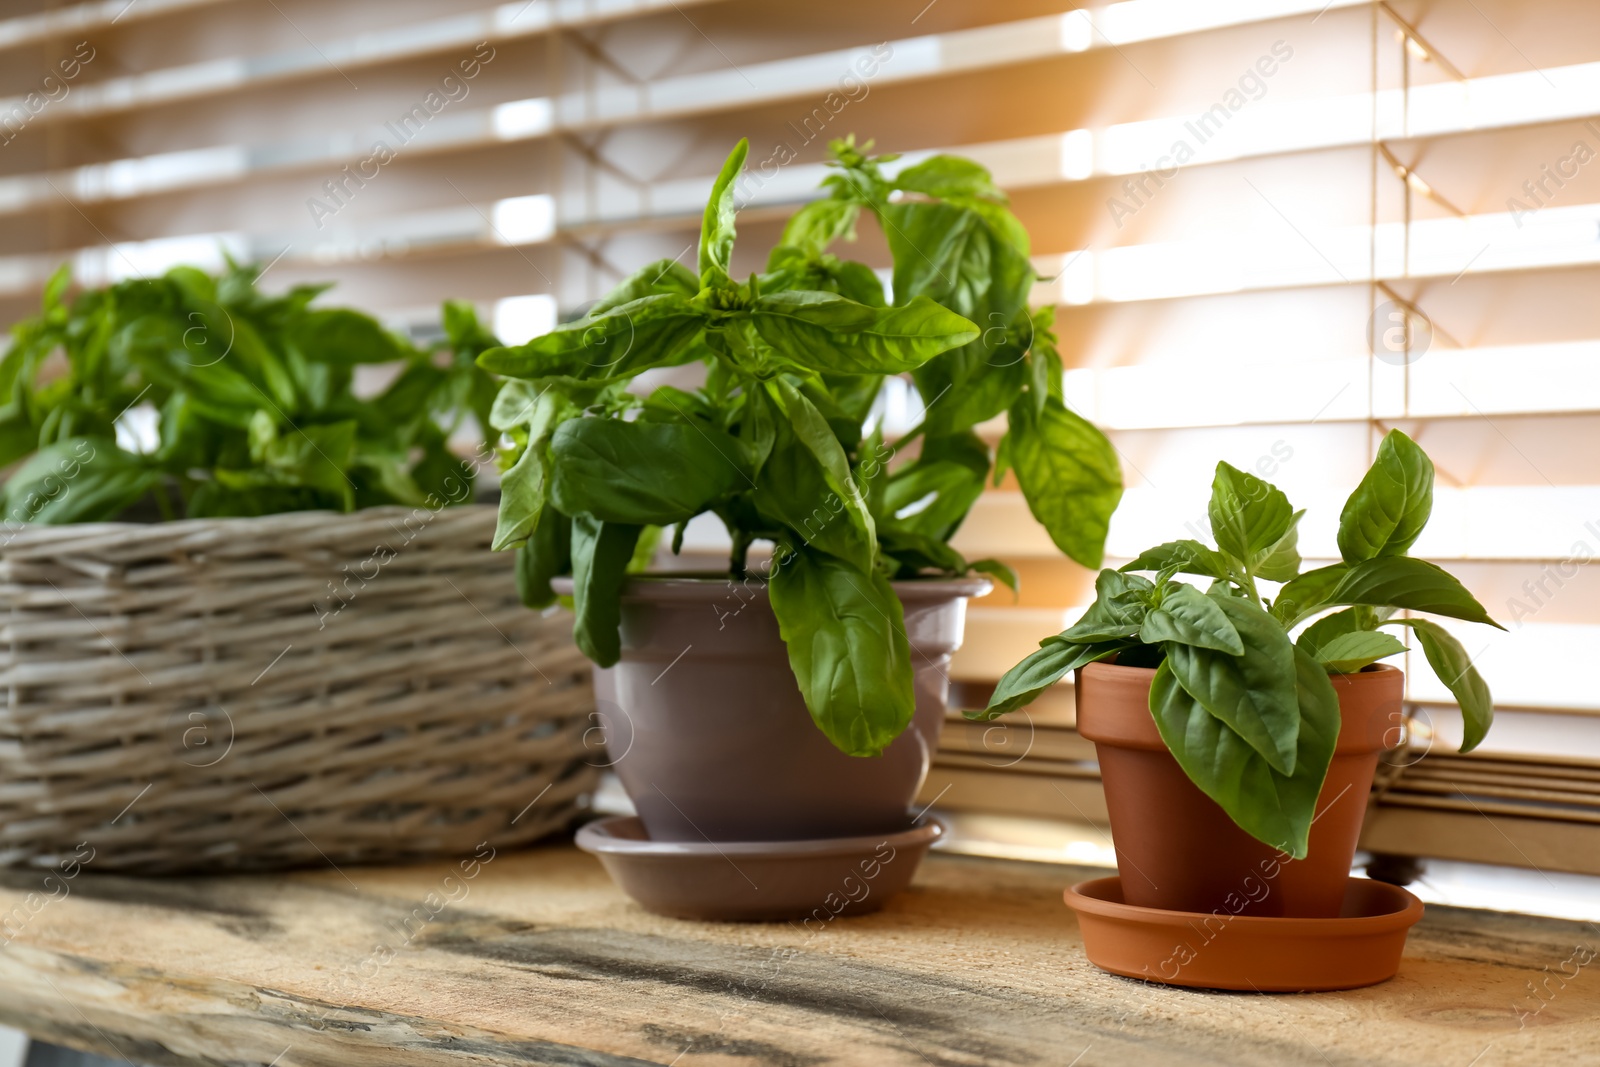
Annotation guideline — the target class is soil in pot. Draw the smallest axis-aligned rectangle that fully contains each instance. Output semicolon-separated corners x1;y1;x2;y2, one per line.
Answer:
582;575;990;843
1076;660;1402;918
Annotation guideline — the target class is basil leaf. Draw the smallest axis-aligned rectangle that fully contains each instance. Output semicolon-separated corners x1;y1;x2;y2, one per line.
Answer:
699;139;749;283
877;526;968;575
885;200;1032;328
756;409;875;573
477;295;707;381
290;308;403;364
974;638;1125;720
893;155;1007;201
774;199;860;260
820;372;884;424
769;547;914;757
549;417;748;527
880;459;985;541
1271;563;1350;627
219;419;357;510
2;438;158;523
1123;539;1231;580
1208;461;1294;567
1253;509;1305;582
767;378;875;571
493;438;547;551
569;515;642;667
1058;569;1151;640
968;558;1018;596
1165;594;1300;775
1150;647;1339;858
515;508;572;609
1309;629;1408;673
1141;583;1245;655
589;258;701;316
1396;618;1493;751
1294;606;1379;657
749;292;977;375
1006;395;1123;569
1329;556;1503;629
1338;429;1434;563
116;315;261;428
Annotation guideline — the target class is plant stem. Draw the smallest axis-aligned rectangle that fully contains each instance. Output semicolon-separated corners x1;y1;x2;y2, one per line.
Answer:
729;530;751;580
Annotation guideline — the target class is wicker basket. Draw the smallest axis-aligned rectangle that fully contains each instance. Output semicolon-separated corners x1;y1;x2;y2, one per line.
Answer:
0;505;597;873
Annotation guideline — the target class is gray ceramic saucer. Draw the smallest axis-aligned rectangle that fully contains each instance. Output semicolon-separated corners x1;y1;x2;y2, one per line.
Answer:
575;814;942;922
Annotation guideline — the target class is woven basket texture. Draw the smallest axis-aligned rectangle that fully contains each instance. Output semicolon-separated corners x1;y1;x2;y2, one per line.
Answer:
0;504;596;873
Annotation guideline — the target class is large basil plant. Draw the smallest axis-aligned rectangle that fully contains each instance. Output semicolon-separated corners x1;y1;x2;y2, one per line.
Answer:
482;137;1123;758
1;261;496;521
977;430;1500;858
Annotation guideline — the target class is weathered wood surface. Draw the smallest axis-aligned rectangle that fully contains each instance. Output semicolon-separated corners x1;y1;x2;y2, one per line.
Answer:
0;843;1595;1066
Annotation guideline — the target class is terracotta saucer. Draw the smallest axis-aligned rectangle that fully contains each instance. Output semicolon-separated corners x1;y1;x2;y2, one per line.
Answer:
575;814;941;922
1064;875;1424;991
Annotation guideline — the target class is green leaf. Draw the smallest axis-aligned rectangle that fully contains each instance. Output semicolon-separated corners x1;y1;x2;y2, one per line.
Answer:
1254;509;1305;583
968;558;1018;596
1271;563;1350;627
1164;594;1300;775
973;638;1126;720
494;437;547;551
1329;556;1503;629
1294;606;1380;658
756;419;874;572
766;378;875;572
1123;540;1231;581
1310;629;1408;673
879;432;987;542
893;155;1007;202
569;515;643;667
749;292;977;375
1149;647;1340;858
1396;618;1494;751
1006;395;1122;569
290;308;403;364
1141;583;1245;655
769;547;914;757
549;417;747;527
1338;429;1434;563
217;419;357;509
1059;570;1152;640
477;295;707;381
516;509;571;609
589;258;701;316
699;139;749;283
877;526;968;576
2;438;159;523
488;379;547;433
775;199;860;260
1208;462;1294;568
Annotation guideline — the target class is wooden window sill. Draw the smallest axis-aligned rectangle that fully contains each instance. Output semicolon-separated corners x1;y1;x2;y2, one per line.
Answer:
0;845;1594;1066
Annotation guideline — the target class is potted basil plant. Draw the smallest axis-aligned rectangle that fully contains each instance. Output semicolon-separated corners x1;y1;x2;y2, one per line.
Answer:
978;430;1499;918
482;137;1123;844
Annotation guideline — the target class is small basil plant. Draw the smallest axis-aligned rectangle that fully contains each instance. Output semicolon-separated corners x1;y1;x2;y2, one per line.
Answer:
975;430;1501;858
479;136;1123;758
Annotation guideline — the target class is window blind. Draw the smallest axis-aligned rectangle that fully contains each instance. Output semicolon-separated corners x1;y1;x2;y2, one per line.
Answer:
2;0;1596;873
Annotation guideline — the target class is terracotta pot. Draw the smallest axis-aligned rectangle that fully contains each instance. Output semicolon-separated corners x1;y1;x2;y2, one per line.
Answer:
571;575;989;843
1076;660;1402;918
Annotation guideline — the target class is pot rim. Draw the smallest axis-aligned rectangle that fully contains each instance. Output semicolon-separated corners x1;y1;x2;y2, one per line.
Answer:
576;813;943;857
1081;659;1404;683
1066;874;1424;933
552;573;993;603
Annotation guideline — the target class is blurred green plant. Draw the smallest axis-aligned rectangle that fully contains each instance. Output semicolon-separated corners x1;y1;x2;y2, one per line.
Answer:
1;260;499;521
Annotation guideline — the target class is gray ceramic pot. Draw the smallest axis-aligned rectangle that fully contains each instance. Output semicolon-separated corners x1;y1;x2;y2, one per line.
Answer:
569;575;989;843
